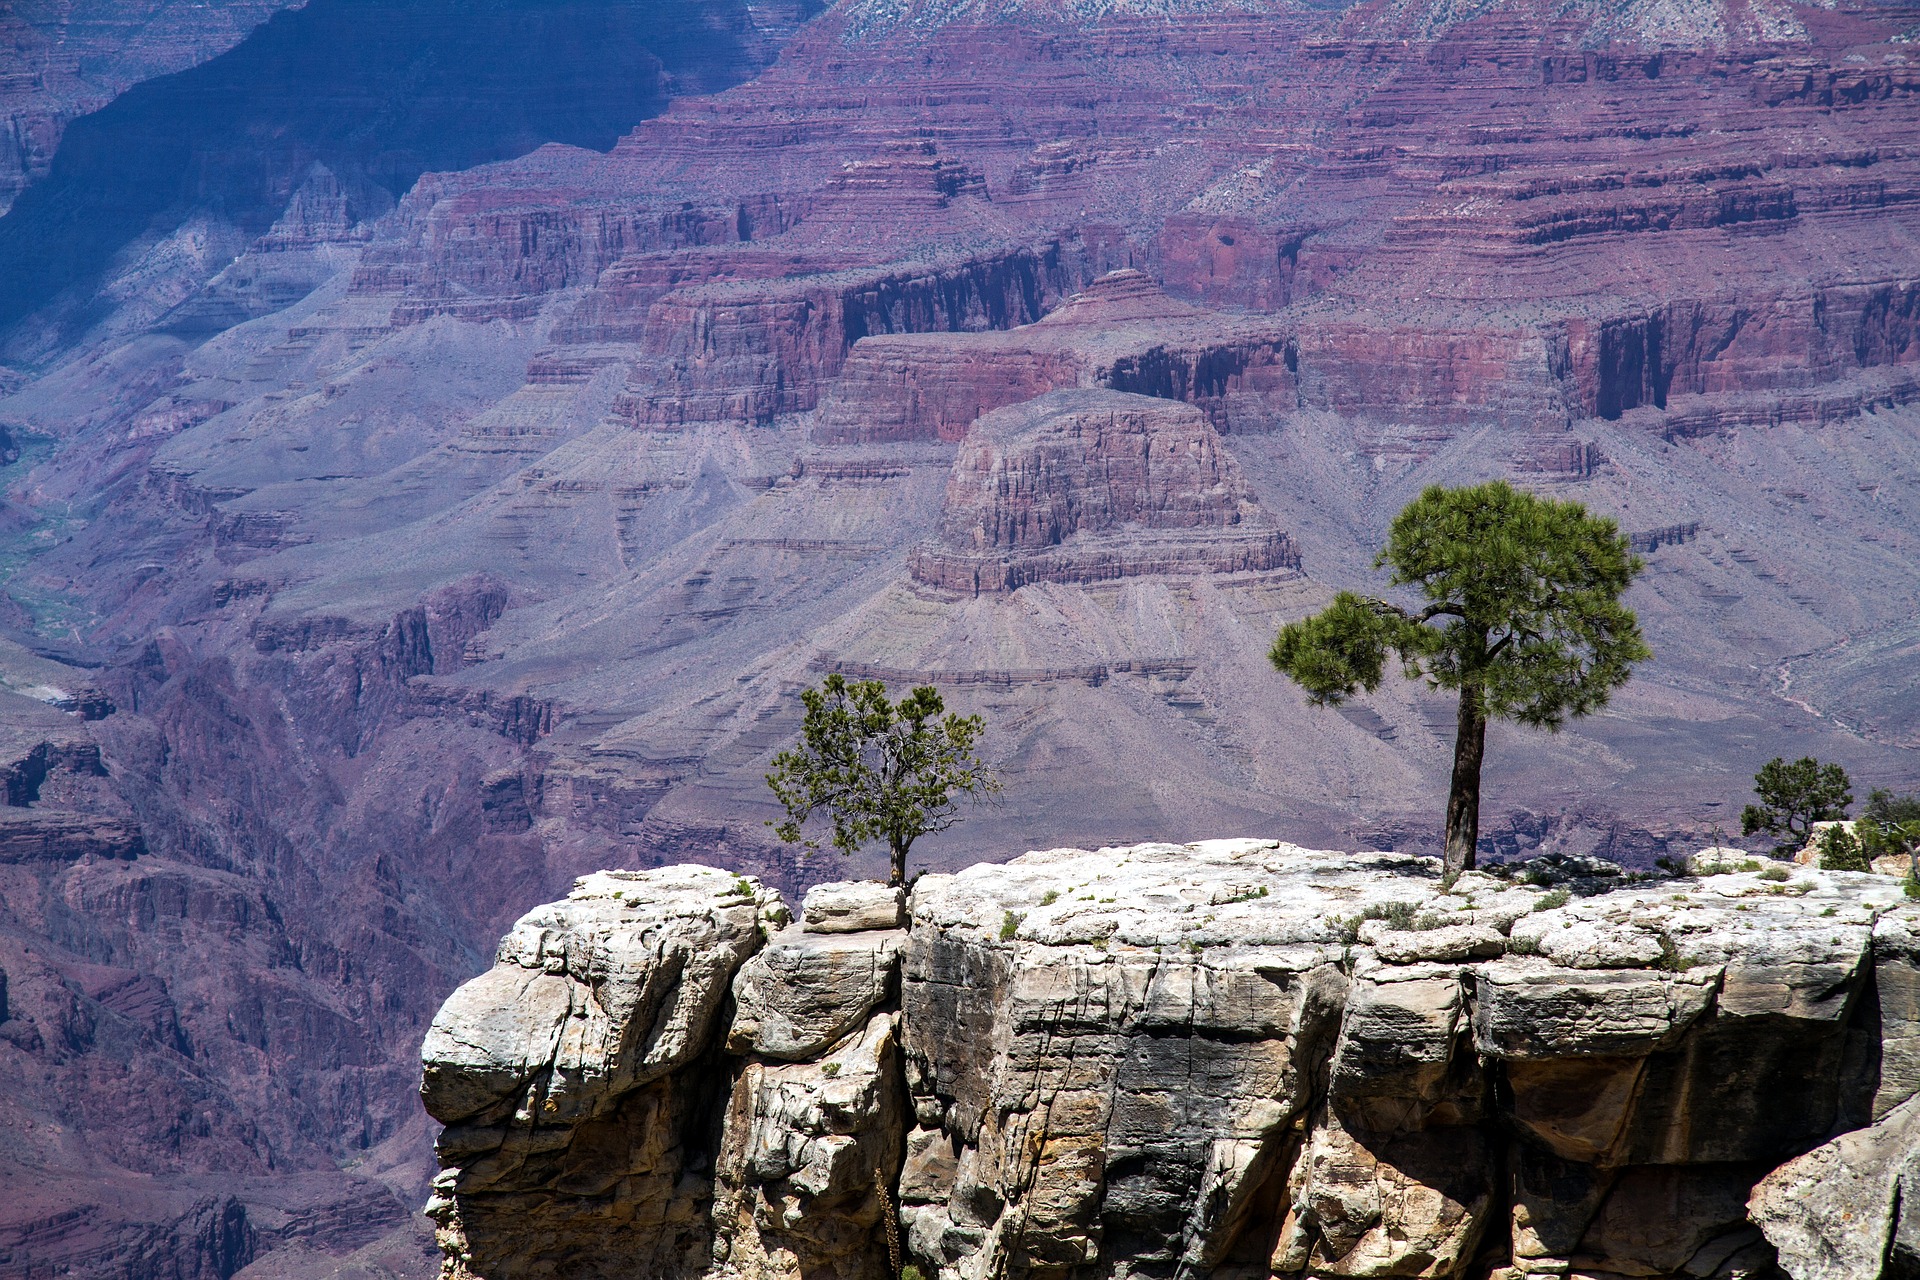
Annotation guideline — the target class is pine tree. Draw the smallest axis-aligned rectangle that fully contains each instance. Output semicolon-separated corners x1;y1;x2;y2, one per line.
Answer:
767;674;996;886
1269;481;1650;875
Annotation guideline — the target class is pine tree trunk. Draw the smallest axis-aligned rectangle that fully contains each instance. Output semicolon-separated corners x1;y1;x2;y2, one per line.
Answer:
1443;684;1486;876
889;836;908;887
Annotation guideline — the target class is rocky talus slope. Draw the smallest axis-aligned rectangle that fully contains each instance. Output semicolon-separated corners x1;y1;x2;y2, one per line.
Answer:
421;843;1920;1280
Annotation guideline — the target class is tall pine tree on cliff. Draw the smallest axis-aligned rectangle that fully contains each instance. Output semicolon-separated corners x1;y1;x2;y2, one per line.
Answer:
1269;481;1650;876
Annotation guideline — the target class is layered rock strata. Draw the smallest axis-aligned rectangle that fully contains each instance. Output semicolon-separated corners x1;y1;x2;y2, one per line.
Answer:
421;841;1920;1280
813;270;1298;443
908;389;1298;594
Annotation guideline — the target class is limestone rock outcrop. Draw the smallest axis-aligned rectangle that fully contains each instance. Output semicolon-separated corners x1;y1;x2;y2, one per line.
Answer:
421;841;1920;1280
908;389;1299;594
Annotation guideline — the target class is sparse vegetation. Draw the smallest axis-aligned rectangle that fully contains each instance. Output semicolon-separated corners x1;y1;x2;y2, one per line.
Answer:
1742;756;1852;856
1533;888;1570;912
1268;481;1648;875
1000;910;1023;941
1039;890;1059;906
1506;934;1543;956
1655;932;1698;972
1860;789;1920;879
767;673;998;885
1816;825;1870;873
1760;865;1792;882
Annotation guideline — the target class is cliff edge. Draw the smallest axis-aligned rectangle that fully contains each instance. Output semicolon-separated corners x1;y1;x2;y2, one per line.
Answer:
419;843;1920;1280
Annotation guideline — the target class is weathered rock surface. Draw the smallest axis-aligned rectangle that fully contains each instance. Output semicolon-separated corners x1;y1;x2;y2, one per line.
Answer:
421;865;789;1280
909;389;1299;593
422;842;1920;1280
803;880;908;934
728;926;904;1060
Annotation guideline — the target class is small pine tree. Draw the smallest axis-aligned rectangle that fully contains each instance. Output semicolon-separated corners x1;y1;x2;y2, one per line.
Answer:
1741;757;1853;856
1817;824;1870;873
766;674;997;886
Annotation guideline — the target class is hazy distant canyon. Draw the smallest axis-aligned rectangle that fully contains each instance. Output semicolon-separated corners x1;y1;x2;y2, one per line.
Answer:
0;0;1916;1273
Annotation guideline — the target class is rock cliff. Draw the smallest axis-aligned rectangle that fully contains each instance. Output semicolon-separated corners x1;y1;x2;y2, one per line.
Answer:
421;842;1920;1280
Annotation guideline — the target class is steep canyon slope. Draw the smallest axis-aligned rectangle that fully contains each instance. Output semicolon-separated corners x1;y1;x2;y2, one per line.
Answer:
0;0;1918;1274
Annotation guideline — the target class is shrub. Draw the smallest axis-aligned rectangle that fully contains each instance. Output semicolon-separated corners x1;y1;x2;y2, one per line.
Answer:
1759;865;1791;882
999;910;1022;941
1817;825;1871;873
1533;888;1571;912
1861;789;1920;876
1655;932;1698;971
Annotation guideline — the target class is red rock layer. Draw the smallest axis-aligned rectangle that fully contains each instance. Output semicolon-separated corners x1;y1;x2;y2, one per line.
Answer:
814;269;1300;441
909;388;1299;593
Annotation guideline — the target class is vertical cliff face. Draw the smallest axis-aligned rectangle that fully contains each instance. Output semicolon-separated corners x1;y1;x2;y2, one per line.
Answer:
421;842;1920;1280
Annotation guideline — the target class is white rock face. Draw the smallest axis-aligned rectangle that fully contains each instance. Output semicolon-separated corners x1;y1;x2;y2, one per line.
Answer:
1687;845;1765;875
420;865;790;1280
1751;1092;1920;1279
728;926;904;1060
802;879;908;932
420;842;1920;1280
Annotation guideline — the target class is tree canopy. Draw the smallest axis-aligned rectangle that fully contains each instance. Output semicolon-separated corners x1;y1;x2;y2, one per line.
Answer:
766;674;996;886
1270;480;1650;874
1741;756;1853;856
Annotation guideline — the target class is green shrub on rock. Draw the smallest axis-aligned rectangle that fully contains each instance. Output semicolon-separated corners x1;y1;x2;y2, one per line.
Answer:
1817;824;1871;873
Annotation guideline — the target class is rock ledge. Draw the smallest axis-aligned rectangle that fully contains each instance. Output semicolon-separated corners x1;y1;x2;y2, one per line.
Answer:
421;841;1920;1280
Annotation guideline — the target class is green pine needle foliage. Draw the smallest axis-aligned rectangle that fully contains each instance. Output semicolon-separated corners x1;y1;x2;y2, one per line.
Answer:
1817;825;1871;873
766;673;997;885
1268;481;1650;727
1741;756;1853;856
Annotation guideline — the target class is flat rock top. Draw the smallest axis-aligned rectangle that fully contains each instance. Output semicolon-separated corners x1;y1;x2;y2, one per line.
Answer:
909;839;1919;972
497;864;791;975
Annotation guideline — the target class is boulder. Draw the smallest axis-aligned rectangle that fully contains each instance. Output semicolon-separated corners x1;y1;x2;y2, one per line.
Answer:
1750;1092;1920;1280
803;880;908;933
727;926;904;1060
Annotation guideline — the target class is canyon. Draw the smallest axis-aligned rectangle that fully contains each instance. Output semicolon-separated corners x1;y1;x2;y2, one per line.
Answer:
0;0;1916;1273
421;842;1920;1280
